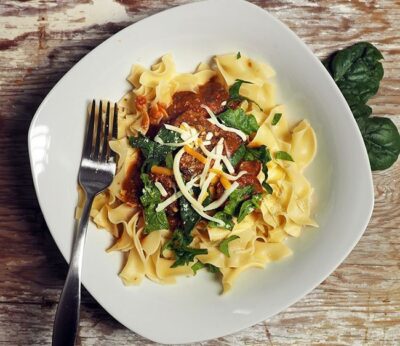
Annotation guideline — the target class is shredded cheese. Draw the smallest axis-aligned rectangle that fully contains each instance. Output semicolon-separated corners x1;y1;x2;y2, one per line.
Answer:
151;165;174;176
155;182;168;197
155;134;199;147
222;156;235;174
173;148;204;210
164;124;185;134
203;182;240;211
201;104;248;141
184;145;207;164
156;191;182;212
206;132;213;140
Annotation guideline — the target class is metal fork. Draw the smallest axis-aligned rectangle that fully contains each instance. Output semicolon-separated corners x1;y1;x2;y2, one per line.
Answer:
52;100;118;346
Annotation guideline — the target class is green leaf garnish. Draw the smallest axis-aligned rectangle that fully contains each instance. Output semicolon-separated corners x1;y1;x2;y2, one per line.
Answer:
191;261;221;275
170;229;208;268
224;186;253;216
179;196;201;233
228;79;263;110
275;151;294;161
156;126;183;144
218;108;259;135
191;261;205;274
208;211;234;230
229;144;246;167
236;51;241;59
165;152;174;169
271;113;282;126
237;194;263;222
219;235;240;257
140;173;169;233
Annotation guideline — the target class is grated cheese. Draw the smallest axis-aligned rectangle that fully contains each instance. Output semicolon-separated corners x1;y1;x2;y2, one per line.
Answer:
206;132;214;140
155;182;168;197
203;182;240;211
156;191;182;212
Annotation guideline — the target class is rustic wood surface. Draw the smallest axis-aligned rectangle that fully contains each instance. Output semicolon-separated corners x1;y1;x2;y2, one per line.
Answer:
0;0;399;345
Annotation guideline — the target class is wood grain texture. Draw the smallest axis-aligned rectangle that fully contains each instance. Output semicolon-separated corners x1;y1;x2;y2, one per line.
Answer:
0;0;399;345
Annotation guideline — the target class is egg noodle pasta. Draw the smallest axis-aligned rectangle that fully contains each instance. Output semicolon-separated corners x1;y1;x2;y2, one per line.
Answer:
79;53;318;293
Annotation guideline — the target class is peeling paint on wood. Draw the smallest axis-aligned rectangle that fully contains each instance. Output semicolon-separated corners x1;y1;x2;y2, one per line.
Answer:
0;0;399;345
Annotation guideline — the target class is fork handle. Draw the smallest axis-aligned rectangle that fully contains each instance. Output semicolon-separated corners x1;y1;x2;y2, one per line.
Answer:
52;192;95;346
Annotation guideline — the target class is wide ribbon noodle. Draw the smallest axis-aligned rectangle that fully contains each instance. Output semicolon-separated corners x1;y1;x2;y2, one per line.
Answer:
79;53;318;293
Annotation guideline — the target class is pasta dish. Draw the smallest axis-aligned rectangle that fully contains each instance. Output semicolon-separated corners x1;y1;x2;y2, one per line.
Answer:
78;53;317;292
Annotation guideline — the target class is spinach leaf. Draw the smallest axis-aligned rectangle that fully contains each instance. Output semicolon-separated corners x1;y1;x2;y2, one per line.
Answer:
325;42;384;106
191;261;205;274
228;79;263;110
325;42;400;171
236;51;241;59
191;261;221;275
129;133;172;171
358;117;400;170
208;211;234;230
275;151;294;161
218;108;259;135
156;126;183;144
271;113;282;126
351;103;372;119
165;152;174;169
140;173;169;233
224;186;253;216
169;229;208;268
229;144;246;167
179;196;201;233
237;194;263;222
219;235;240;257
243;145;272;163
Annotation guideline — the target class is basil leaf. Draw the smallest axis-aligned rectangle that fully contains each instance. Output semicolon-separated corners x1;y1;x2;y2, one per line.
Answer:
219;235;240;257
191;261;205;275
275;151;294;161
208;211;234;230
224;186;253;216
140;173;169;233
325;42;384;106
243;145;271;163
236;51;241;59
229;144;246;167
228;79;263;110
263;182;273;194
358;117;400;170
237;194;262;222
170;229;208;268
218;108;259;135
179;196;201;233
156;126;183;144
271;113;282;126
351;103;372;119
129;133;172;171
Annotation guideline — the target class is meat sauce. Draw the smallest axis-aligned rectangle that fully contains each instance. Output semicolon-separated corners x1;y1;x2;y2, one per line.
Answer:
122;78;263;228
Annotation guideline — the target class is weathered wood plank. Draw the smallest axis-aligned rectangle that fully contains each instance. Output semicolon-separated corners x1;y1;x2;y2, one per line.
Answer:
0;0;399;345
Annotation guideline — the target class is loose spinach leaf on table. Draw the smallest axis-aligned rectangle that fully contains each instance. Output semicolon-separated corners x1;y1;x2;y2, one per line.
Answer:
324;42;384;106
324;42;400;171
237;194;263;222
357;117;400;171
218;108;259;135
140;173;169;233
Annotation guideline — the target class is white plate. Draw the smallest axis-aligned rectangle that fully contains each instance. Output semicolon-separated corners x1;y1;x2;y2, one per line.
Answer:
28;0;374;343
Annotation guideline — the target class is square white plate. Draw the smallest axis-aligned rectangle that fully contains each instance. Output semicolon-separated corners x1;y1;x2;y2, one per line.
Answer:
28;0;374;343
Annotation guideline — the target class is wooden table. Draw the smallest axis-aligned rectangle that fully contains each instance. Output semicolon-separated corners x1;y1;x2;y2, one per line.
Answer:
1;1;399;345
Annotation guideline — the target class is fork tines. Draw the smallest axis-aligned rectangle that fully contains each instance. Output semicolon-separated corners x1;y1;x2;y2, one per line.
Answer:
84;100;118;163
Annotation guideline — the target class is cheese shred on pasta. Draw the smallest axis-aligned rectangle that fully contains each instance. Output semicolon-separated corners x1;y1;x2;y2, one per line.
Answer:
79;53;318;293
